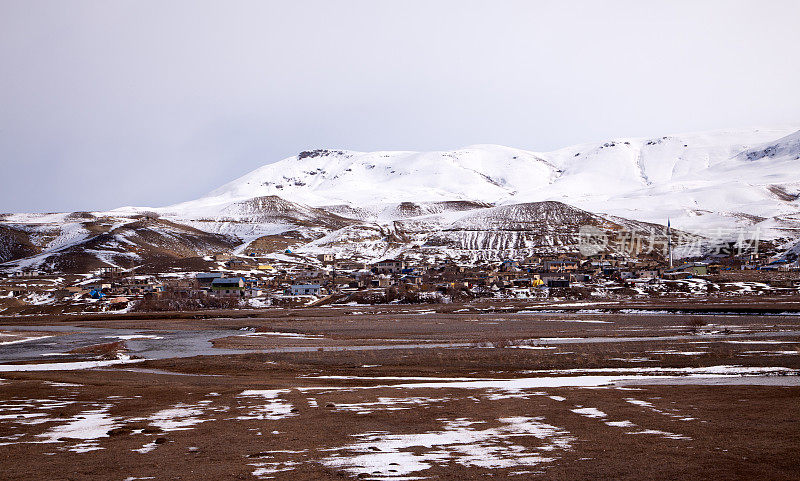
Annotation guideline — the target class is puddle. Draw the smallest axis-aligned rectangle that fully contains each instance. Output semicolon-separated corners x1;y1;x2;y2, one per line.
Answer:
1;325;798;369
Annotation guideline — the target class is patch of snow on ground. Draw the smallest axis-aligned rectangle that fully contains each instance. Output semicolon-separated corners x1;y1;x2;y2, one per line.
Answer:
625;398;655;408
725;340;791;344
522;366;795;376
0;335;53;346
0;413;49;424
320;416;574;478
105;335;164;340
37;405;118;452
133;441;159;454
148;404;208;431
627;429;691;441
743;350;798;355
240;332;323;339
570;407;607;418
0;357;142;372
251;461;300;478
605;420;636;428
237;390;297;420
647;350;708;356
246;298;271;308
333;397;444;415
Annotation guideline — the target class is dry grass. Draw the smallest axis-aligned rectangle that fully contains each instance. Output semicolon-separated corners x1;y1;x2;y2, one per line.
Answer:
0;345;797;481
69;341;127;359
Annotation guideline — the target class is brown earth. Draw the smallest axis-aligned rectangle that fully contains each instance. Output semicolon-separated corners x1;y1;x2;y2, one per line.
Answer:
0;309;798;480
4;295;800;325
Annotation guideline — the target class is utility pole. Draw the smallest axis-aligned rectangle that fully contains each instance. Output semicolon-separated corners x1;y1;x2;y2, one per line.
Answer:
667;219;674;268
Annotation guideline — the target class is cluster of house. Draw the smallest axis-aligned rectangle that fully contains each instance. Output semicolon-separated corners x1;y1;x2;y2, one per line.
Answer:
2;249;798;309
52;272;167;303
185;253;767;300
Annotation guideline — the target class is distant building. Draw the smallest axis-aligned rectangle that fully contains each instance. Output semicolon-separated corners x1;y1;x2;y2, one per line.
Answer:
289;284;323;296
572;273;592;283
142;282;163;293
500;260;520;272
539;273;571;288
618;271;635;280
100;266;123;278
14;269;41;278
546;278;571;288
211;277;245;297
317;254;335;264
371;276;393;288
296;269;325;280
373;259;406;274
196;272;223;286
336;261;367;271
544;260;578;272
666;263;708;277
636;269;661;279
225;259;246;268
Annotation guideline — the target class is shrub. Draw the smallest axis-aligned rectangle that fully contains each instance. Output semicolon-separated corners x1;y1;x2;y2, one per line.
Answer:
686;316;706;333
70;341;126;359
132;293;240;312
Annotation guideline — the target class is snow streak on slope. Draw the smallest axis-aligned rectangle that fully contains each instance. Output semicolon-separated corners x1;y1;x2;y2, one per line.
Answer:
297;201;685;263
0;215;237;273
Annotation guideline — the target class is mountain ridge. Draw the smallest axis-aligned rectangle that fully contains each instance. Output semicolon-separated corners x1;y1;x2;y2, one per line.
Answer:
164;126;800;235
2;126;800;272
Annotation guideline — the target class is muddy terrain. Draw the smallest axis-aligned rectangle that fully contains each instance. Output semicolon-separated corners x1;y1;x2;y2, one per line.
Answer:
0;306;798;480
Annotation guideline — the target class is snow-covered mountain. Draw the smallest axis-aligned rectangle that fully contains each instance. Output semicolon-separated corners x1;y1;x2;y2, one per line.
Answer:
0;213;237;273
164;127;800;235
2;126;799;272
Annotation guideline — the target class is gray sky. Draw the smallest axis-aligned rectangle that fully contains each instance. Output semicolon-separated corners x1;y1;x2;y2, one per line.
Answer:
1;0;799;213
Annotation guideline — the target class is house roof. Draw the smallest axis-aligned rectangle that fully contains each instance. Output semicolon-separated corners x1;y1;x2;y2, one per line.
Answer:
665;262;708;273
197;273;223;279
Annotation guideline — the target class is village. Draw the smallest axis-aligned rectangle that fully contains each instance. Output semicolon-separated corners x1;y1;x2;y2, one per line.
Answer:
2;3;799;480
2;245;799;316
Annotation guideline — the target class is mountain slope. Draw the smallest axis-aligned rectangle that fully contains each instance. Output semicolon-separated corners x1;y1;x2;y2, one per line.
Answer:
294;201;688;263
165;127;800;238
0;224;39;263
3;126;799;272
0;215;237;273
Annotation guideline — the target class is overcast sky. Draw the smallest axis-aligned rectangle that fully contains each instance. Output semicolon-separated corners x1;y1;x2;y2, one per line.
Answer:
1;1;799;213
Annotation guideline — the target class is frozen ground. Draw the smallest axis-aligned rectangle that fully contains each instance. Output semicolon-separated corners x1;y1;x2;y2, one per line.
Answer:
0;310;798;479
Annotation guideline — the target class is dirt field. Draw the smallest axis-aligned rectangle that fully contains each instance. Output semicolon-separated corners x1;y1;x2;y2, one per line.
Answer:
0;306;798;480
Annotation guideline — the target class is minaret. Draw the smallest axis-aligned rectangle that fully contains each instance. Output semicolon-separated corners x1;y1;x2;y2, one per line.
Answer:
667;219;673;268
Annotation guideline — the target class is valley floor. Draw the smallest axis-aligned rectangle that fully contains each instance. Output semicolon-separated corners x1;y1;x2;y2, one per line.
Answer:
0;305;798;480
